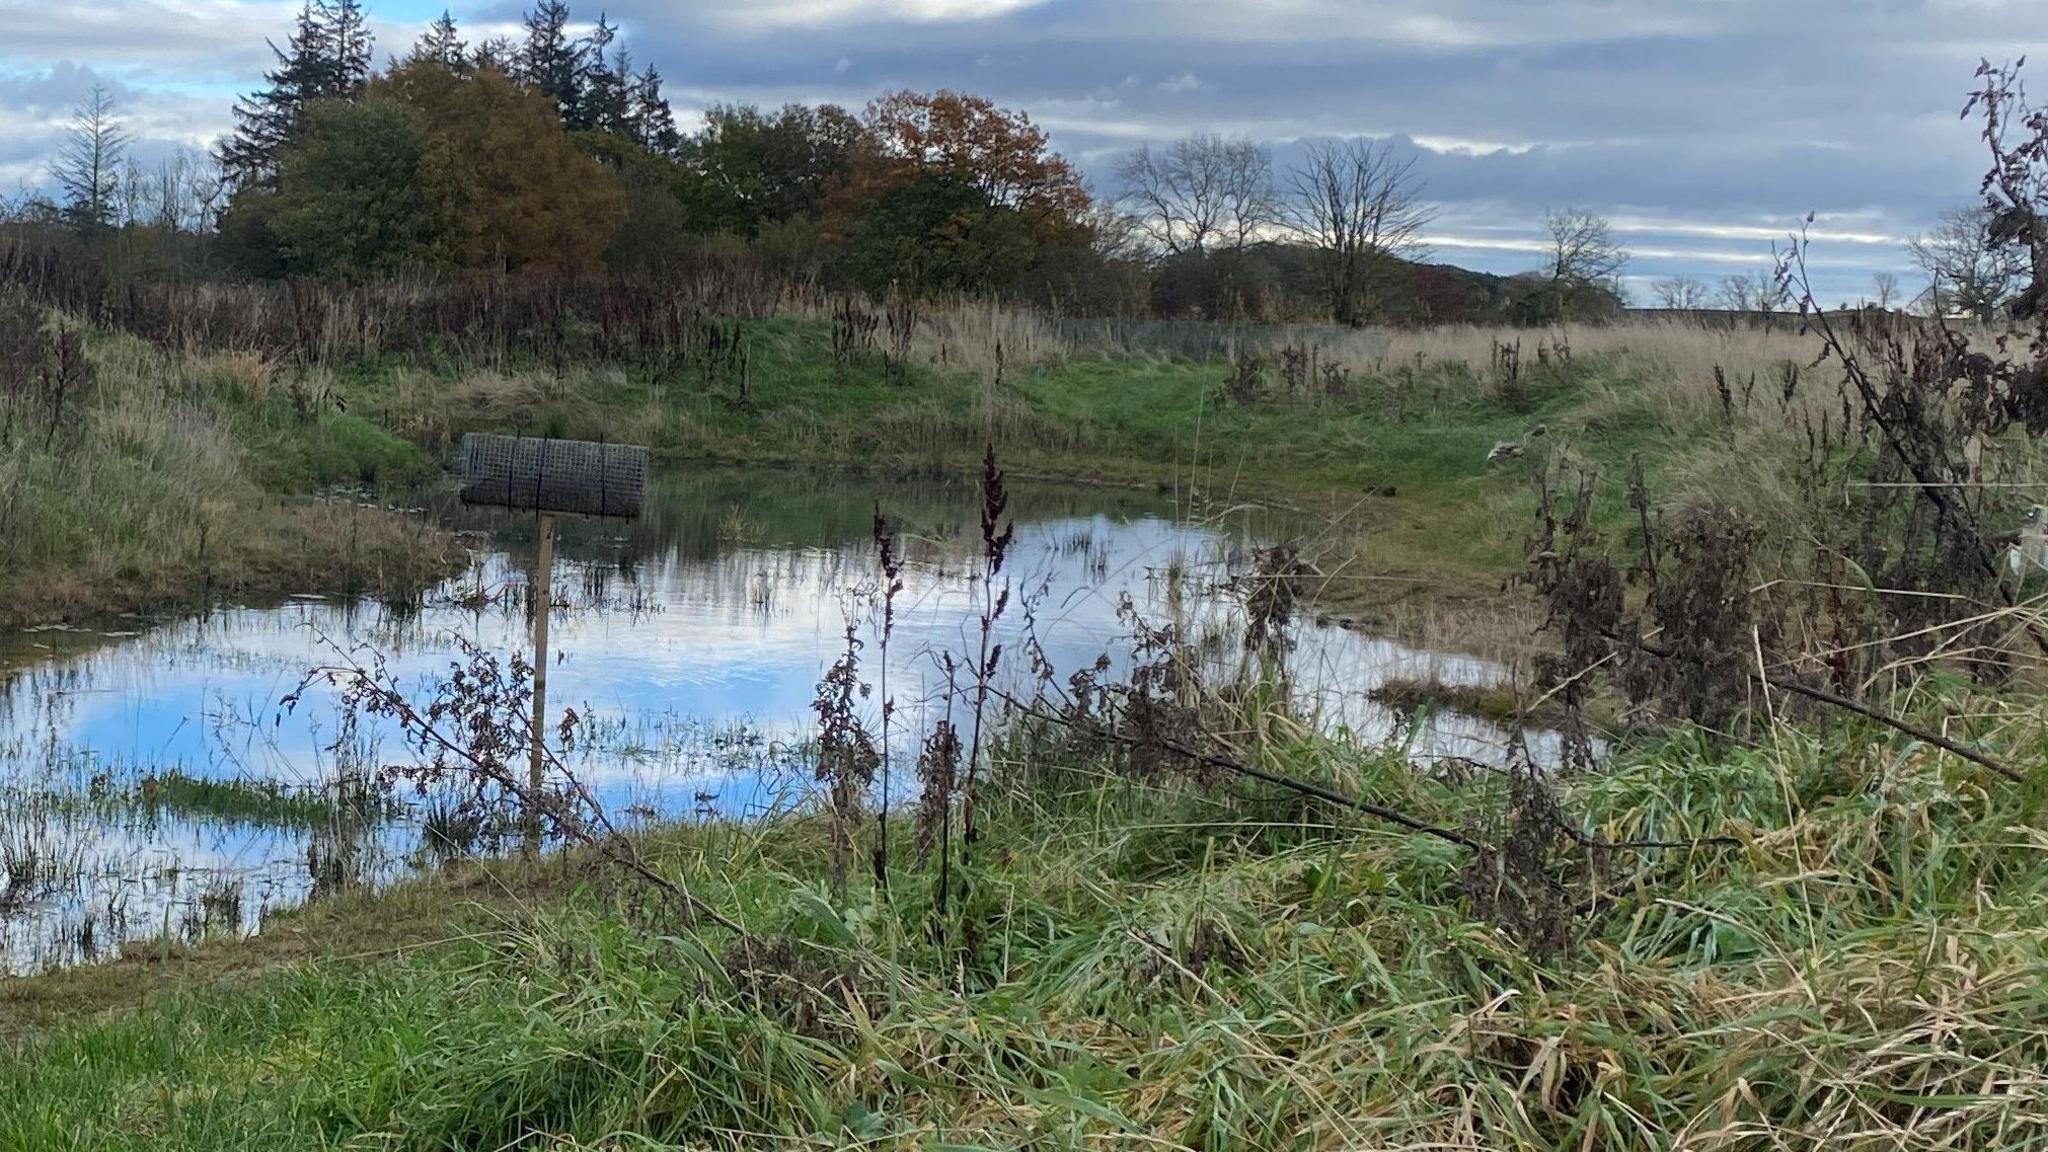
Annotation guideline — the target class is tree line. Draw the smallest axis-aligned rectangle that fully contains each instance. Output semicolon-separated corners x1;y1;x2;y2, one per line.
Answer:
13;0;1649;324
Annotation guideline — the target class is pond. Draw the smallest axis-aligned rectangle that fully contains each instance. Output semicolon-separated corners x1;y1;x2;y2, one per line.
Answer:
0;466;1555;974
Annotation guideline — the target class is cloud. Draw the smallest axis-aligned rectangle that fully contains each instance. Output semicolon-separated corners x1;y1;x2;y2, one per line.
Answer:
699;0;1051;33
0;62;224;198
0;0;291;76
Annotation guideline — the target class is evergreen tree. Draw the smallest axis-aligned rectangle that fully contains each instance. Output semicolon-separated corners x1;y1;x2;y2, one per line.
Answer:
326;0;375;92
519;1;584;125
218;3;330;187
577;32;633;137
630;64;679;155
53;84;128;231
410;9;468;70
472;35;515;73
217;0;375;188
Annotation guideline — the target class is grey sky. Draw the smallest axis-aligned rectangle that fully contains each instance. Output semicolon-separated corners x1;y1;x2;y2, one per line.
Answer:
2;0;2038;302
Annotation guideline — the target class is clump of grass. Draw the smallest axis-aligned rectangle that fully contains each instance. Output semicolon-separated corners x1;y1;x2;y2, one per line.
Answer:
135;770;396;830
1372;674;1560;725
178;876;247;944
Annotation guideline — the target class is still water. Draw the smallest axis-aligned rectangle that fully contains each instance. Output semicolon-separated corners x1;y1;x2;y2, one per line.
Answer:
0;467;1549;974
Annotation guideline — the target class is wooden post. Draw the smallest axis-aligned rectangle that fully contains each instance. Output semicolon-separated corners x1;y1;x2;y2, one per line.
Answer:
452;434;645;854
525;511;556;857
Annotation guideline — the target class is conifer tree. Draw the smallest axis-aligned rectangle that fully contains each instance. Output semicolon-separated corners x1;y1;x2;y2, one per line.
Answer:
410;9;468;70
519;1;584;125
575;17;632;135
326;0;374;92
630;64;679;155
472;35;515;73
217;0;375;188
53;84;127;231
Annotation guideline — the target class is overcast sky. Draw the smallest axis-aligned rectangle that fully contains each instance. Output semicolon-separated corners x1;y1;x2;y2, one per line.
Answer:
1;0;2039;303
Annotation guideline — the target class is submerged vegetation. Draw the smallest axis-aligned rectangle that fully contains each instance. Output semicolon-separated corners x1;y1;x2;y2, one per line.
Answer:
132;770;396;830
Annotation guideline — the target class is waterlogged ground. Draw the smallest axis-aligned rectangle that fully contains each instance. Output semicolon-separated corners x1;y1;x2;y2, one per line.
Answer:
0;467;1555;974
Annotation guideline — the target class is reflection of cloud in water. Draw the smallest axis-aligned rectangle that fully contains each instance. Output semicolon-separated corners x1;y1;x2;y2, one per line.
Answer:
0;470;1563;971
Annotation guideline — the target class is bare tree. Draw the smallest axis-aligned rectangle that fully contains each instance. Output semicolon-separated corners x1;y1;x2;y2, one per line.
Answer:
1717;273;1757;311
1529;209;1628;321
1715;267;1787;314
1908;206;2026;321
1282;139;1434;325
1968;60;2048;318
1082;198;1146;263
53;84;128;232
145;157;187;232
189;157;227;233
1117;133;1276;257
1870;271;1900;310
0;186;60;225
1652;275;1709;310
1542;209;1628;291
99;147;218;235
1755;266;1791;313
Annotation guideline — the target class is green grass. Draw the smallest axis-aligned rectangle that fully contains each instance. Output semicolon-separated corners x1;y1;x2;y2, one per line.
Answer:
0;329;457;628
133;771;396;830
5;682;2045;1149
326;316;1732;600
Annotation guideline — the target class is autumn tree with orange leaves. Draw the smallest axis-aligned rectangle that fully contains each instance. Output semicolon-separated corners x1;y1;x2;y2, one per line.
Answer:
831;90;1093;294
858;90;1089;220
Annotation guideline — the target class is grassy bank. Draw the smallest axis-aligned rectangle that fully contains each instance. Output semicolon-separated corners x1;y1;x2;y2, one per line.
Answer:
3;685;2043;1149
0;325;459;629
3;296;1833;627
328;313;1829;609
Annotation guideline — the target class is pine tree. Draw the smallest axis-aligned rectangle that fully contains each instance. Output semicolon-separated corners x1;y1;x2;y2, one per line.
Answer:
326;0;375;92
576;23;632;136
218;3;328;188
519;1;584;125
410;9;467;70
629;65;679;155
53;84;128;231
472;35;515;73
217;0;375;189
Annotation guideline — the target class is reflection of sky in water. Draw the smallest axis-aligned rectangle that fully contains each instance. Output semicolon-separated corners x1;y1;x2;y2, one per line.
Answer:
0;814;372;975
0;468;1556;972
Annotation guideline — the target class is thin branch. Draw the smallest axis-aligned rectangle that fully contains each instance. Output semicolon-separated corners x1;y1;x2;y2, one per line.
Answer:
1616;631;2026;784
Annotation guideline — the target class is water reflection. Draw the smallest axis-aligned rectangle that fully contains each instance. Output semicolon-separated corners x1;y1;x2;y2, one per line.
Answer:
0;466;1552;973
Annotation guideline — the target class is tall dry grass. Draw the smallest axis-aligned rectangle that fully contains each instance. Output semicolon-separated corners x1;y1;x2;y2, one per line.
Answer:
0;327;456;626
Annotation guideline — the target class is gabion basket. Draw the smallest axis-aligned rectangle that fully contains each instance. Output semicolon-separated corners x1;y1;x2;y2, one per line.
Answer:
457;433;647;519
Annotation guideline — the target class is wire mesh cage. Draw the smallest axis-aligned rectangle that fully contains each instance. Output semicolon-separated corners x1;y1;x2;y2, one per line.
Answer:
457;433;648;519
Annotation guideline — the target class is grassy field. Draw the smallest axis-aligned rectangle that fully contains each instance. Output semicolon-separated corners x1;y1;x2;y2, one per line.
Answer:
0;327;457;629
3;681;2043;1150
